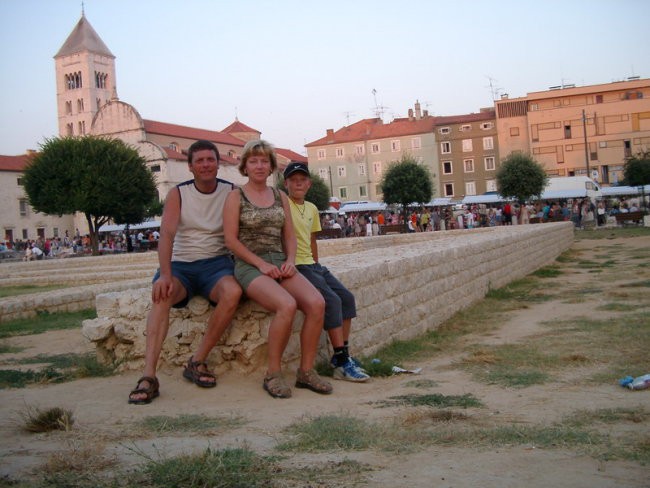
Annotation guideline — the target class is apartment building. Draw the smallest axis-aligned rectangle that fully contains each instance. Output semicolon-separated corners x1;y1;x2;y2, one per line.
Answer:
0;154;74;244
435;109;499;199
305;102;438;202
495;78;650;185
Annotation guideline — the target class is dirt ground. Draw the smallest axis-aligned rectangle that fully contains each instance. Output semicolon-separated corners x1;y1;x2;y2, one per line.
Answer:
0;234;649;487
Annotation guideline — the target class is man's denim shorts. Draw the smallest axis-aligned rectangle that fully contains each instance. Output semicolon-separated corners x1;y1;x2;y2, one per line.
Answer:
153;255;234;308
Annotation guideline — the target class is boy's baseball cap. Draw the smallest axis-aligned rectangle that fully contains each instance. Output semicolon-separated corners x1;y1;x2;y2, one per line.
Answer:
283;162;310;179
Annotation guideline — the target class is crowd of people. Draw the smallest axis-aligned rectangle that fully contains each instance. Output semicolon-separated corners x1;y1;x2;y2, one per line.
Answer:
318;197;644;236
4;228;163;261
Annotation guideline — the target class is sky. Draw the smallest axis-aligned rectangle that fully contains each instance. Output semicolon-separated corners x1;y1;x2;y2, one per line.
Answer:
1;0;649;156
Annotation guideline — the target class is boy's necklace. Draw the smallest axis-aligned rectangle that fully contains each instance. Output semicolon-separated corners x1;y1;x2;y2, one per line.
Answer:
291;199;307;218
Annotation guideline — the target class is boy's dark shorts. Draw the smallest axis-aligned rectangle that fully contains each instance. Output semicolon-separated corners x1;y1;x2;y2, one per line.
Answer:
297;262;356;330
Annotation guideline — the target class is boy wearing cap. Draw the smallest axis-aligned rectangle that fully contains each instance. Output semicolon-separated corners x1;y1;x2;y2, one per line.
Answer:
283;162;369;382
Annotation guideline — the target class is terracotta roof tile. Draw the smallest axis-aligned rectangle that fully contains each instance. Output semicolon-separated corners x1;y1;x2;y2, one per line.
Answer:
0;154;33;172
305;110;496;147
222;120;261;135
275;148;307;163
305;117;437;147
143;120;245;147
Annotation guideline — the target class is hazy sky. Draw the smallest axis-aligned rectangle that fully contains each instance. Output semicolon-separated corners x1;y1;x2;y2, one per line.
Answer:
1;0;649;156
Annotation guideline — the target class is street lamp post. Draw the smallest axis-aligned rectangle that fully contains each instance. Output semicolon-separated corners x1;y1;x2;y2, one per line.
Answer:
582;110;590;178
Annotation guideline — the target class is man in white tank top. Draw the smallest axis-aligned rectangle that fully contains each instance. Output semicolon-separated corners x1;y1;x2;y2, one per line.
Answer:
128;140;242;405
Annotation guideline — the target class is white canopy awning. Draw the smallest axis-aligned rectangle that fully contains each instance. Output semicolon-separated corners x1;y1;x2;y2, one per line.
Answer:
99;220;161;233
601;185;650;197
462;194;508;204
338;201;387;213
426;197;453;206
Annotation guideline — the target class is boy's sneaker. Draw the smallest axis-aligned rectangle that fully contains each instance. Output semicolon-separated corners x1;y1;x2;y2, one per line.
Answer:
333;358;370;382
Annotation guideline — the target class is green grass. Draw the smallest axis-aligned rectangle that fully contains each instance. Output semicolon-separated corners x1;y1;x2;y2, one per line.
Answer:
276;412;649;462
0;309;96;339
0;353;115;389
0;285;66;299
574;226;650;240
0;343;24;354
139;414;246;434
376;393;483;408
531;266;563;278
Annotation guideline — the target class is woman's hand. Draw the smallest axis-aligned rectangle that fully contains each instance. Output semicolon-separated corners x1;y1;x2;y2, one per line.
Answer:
279;261;296;278
259;260;282;279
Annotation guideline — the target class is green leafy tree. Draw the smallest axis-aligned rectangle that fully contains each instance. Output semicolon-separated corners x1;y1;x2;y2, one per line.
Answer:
623;150;650;211
623;150;650;186
496;153;548;222
23;136;158;255
305;172;331;211
380;154;433;230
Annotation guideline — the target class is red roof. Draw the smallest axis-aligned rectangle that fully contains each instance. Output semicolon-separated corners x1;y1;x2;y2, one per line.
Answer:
305;110;496;147
275;148;307;163
222;120;261;135
143;120;245;146
163;147;186;161
432;110;495;125
305;117;437;147
0;154;33;172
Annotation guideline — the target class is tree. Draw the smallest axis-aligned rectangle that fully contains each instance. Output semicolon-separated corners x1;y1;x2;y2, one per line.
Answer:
623;150;650;211
496;153;548;222
23;136;158;255
305;172;331;211
380;154;433;231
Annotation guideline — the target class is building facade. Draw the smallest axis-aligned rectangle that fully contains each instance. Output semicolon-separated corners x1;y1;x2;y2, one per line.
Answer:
434;109;499;199
495;78;650;185
0;155;75;245
305;102;439;202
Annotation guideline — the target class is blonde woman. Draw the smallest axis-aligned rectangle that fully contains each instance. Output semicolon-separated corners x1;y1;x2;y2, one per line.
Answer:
223;140;331;399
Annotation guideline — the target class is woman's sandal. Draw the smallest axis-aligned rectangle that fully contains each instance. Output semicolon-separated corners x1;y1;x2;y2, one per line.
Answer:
182;358;217;388
128;376;160;405
295;368;333;394
263;371;292;398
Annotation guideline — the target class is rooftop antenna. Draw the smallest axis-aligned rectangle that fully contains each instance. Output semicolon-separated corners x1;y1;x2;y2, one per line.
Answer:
370;88;387;119
485;75;502;101
234;106;238;121
342;111;355;125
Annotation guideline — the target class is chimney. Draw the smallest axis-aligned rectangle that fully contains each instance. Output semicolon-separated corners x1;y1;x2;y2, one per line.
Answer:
326;129;334;137
423;110;429;117
408;108;414;121
414;100;422;120
500;93;509;99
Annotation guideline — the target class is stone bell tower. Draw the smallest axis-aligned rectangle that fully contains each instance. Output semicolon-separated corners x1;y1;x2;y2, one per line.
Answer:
54;12;116;138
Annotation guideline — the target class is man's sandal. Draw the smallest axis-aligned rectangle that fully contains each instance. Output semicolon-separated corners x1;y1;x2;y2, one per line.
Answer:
295;368;333;395
263;371;292;398
183;358;217;388
128;376;159;405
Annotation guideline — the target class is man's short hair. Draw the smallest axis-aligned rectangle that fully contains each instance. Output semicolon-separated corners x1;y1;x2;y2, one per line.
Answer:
187;140;220;164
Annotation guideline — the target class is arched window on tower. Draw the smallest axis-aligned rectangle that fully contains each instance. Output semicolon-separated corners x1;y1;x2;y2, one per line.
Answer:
66;101;72;114
66;123;73;136
77;98;84;112
96;98;102;110
78;121;86;135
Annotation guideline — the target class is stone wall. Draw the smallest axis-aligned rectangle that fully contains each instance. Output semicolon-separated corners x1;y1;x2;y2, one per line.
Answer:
82;223;575;374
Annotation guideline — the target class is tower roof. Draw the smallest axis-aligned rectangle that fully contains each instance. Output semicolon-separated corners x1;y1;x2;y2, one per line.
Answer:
55;14;114;58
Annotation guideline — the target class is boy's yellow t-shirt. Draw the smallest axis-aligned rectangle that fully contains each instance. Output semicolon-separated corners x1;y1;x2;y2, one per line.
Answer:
289;199;320;265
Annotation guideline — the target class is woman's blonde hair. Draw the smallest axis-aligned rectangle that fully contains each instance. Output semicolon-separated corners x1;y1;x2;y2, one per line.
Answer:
239;139;277;176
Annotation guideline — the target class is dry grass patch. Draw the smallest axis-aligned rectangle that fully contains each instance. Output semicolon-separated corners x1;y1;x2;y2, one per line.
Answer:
22;406;74;433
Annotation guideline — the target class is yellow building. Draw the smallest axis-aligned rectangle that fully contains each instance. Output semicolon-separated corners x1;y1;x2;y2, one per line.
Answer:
495;78;650;185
